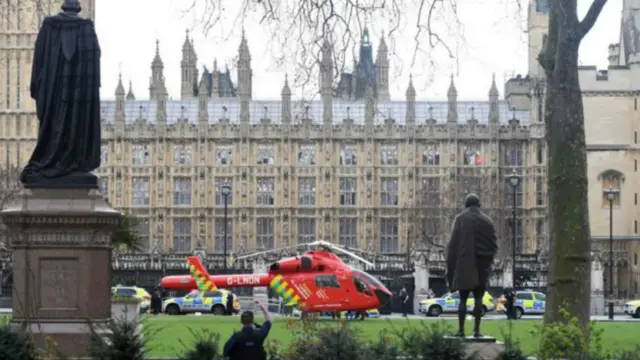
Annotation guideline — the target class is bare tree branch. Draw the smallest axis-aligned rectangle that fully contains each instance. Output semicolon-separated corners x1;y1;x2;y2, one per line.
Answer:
406;164;509;261
578;0;608;39
183;0;472;95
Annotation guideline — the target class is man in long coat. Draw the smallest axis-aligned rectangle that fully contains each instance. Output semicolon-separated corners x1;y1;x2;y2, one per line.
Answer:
446;193;498;337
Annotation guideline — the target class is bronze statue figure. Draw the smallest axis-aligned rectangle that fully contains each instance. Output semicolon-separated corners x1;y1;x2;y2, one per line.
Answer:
21;0;101;189
446;193;498;338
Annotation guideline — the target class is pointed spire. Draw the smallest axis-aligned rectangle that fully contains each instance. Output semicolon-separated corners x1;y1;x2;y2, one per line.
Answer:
378;30;387;53
489;73;499;97
405;74;415;97
198;75;208;97
115;72;125;96
239;28;250;58
152;39;163;67
281;74;291;97
126;80;135;100
182;29;190;51
362;27;370;45
447;74;457;97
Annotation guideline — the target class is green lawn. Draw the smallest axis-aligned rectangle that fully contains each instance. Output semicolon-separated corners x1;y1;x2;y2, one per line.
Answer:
142;316;640;357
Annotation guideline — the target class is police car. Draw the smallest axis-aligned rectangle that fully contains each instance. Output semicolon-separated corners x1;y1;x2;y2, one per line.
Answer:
624;299;640;318
497;290;546;318
111;285;151;314
162;289;240;315
419;291;495;317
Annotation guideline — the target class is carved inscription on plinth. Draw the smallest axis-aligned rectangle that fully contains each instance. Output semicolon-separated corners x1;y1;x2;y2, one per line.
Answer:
39;258;79;310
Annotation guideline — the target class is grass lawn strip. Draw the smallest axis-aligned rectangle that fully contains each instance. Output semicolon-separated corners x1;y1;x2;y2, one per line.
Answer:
142;316;639;357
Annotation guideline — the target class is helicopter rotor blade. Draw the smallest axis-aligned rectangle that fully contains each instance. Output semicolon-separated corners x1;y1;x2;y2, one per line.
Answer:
235;244;301;261
329;245;374;267
304;240;374;267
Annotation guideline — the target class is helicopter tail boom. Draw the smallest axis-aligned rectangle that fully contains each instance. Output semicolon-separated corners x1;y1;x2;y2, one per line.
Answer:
161;273;272;291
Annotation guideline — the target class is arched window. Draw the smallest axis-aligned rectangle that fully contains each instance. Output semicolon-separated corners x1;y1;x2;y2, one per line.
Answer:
598;170;624;207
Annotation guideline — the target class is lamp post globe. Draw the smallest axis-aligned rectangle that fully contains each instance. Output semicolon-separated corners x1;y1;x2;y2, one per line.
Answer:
222;185;231;197
508;169;521;188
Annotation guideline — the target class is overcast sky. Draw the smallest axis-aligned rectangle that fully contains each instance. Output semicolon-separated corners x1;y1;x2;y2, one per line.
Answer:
95;0;621;101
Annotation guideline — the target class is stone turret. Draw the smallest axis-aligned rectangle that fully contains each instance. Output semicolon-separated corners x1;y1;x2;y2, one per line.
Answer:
126;80;135;100
181;30;199;99
115;73;125;115
320;39;333;125
150;40;167;100
405;74;416;125
447;75;458;123
281;74;292;125
375;32;390;101
237;29;252;100
489;74;499;123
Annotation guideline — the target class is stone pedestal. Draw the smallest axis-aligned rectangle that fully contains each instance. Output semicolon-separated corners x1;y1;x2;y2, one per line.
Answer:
445;336;505;360
412;255;429;314
1;188;121;358
111;299;143;339
590;256;605;315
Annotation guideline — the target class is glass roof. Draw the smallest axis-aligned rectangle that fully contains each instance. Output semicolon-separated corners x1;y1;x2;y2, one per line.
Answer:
100;99;530;125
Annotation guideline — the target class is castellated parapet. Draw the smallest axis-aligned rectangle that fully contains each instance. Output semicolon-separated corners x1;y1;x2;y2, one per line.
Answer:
578;64;640;93
504;74;532;111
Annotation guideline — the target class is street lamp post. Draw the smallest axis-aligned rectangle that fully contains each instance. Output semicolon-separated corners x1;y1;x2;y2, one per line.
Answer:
222;184;232;272
606;187;616;320
507;169;521;288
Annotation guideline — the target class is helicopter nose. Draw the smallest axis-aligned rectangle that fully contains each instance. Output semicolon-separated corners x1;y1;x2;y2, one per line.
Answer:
374;288;392;307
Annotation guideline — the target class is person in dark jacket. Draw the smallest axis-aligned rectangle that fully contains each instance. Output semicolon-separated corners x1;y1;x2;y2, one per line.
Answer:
223;300;272;360
446;193;498;338
226;291;234;315
399;287;409;317
503;287;516;320
150;288;162;315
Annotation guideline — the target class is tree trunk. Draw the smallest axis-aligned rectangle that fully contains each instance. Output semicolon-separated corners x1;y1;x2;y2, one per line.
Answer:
541;0;608;332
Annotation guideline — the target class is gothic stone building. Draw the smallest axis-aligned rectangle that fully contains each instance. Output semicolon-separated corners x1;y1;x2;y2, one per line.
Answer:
505;0;640;298
88;26;546;260
0;1;546;267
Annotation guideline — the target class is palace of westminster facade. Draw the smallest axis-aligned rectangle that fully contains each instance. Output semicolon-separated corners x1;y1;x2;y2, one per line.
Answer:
0;0;639;296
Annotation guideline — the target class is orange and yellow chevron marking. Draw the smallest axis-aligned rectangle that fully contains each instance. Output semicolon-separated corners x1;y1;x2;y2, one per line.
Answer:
187;256;217;292
269;274;300;305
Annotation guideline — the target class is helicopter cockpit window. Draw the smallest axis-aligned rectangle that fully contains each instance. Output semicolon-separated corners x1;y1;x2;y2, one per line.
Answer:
352;275;372;296
352;269;384;288
315;274;340;288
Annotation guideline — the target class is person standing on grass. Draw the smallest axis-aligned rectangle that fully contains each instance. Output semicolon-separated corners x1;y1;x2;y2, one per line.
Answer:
399;286;409;317
223;300;272;360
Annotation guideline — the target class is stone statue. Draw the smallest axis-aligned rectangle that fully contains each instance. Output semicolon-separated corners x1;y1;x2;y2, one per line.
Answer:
446;193;498;338
21;0;101;189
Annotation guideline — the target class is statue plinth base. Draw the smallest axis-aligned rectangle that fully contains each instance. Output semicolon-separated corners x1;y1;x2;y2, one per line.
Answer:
444;335;505;360
1;188;121;358
21;172;98;189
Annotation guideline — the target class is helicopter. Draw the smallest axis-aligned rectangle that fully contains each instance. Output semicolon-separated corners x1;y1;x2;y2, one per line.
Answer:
160;240;393;315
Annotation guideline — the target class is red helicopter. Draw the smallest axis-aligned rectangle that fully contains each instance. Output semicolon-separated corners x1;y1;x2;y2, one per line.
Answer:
160;241;393;315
